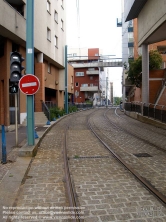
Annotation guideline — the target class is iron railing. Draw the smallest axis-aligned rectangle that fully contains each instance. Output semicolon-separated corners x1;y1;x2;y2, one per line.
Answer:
41;100;50;121
124;101;166;123
45;101;57;109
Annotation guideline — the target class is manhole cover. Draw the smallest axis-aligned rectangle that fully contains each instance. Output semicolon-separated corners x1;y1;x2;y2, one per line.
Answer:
133;153;152;157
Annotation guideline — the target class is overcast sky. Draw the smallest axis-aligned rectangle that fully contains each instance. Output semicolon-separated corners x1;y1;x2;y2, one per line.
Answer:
66;0;123;97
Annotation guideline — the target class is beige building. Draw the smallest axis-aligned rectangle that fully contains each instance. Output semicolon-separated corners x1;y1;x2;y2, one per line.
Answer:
0;0;68;126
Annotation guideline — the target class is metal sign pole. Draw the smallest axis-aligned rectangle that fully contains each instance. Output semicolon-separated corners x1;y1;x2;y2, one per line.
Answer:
1;125;7;164
15;93;18;147
26;0;35;145
65;45;68;114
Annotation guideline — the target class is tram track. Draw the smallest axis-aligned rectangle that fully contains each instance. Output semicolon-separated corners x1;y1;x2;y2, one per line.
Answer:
7;108;166;221
88;110;166;206
105;108;166;154
87;108;166;206
62;109;97;221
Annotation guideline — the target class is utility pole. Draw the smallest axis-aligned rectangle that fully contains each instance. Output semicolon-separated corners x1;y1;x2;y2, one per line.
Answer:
26;0;35;145
106;77;108;108
65;45;68;114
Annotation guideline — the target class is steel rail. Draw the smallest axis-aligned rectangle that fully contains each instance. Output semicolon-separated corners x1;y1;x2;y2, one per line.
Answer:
88;111;166;206
63;125;83;222
105;108;166;154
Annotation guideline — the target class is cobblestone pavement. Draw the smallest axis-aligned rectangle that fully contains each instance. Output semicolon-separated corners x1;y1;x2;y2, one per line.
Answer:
2;109;166;222
6;120;72;222
67;109;166;221
92;108;166;196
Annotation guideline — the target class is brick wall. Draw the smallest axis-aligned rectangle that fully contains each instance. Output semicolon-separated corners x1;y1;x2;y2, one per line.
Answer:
0;39;11;126
35;63;45;112
74;68;99;103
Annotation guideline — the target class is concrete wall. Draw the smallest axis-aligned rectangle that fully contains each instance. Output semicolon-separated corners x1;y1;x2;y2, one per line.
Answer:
68;64;74;94
125;110;166;130
1;0;66;67
0;1;26;42
138;0;166;45
34;0;66;66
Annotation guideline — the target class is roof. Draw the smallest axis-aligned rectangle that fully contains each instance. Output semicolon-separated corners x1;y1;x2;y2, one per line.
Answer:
125;0;148;22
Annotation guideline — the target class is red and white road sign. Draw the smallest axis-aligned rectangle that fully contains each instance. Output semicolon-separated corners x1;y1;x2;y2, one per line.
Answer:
19;74;40;95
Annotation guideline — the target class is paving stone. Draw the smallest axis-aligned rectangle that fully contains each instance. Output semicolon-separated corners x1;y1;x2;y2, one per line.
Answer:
2;109;166;221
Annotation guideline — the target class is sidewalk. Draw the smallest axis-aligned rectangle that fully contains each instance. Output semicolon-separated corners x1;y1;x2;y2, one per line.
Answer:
0;125;27;160
0;121;57;221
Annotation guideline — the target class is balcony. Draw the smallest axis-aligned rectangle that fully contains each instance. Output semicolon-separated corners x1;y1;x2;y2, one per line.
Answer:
5;0;25;16
125;0;148;22
80;84;98;92
117;18;122;27
86;70;99;75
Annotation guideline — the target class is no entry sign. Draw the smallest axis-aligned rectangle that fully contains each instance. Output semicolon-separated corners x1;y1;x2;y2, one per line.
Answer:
19;74;40;95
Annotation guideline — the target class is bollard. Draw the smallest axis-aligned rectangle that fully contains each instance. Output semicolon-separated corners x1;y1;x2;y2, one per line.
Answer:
46;120;51;125
34;130;39;139
1;125;7;164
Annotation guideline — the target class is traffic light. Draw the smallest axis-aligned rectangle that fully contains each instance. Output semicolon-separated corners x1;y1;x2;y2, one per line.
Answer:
10;52;24;83
9;84;18;93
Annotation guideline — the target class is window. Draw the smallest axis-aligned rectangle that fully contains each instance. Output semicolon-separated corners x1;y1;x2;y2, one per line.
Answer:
54;36;58;47
73;53;77;57
54;11;58;23
128;32;133;42
157;46;166;54
128;20;133;27
81;84;88;87
47;28;51;41
90;76;93;80
75;82;79;87
0;43;4;58
128;47;134;58
61;19;64;30
88;68;95;71
75;72;84;76
47;1;51;13
48;62;51;73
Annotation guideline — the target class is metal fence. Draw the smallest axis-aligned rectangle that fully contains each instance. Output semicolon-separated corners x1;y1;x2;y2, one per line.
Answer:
45;101;57;109
124;102;166;123
73;103;93;109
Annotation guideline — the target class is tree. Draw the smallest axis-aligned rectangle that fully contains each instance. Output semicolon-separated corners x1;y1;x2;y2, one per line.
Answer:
114;97;122;105
126;50;162;88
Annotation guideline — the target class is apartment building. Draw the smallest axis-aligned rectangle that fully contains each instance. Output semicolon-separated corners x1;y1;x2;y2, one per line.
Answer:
0;0;67;126
122;0;166;105
68;48;103;105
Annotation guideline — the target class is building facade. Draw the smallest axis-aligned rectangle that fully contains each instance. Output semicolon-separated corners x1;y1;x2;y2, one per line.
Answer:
123;0;166;105
0;0;67;126
68;48;103;105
